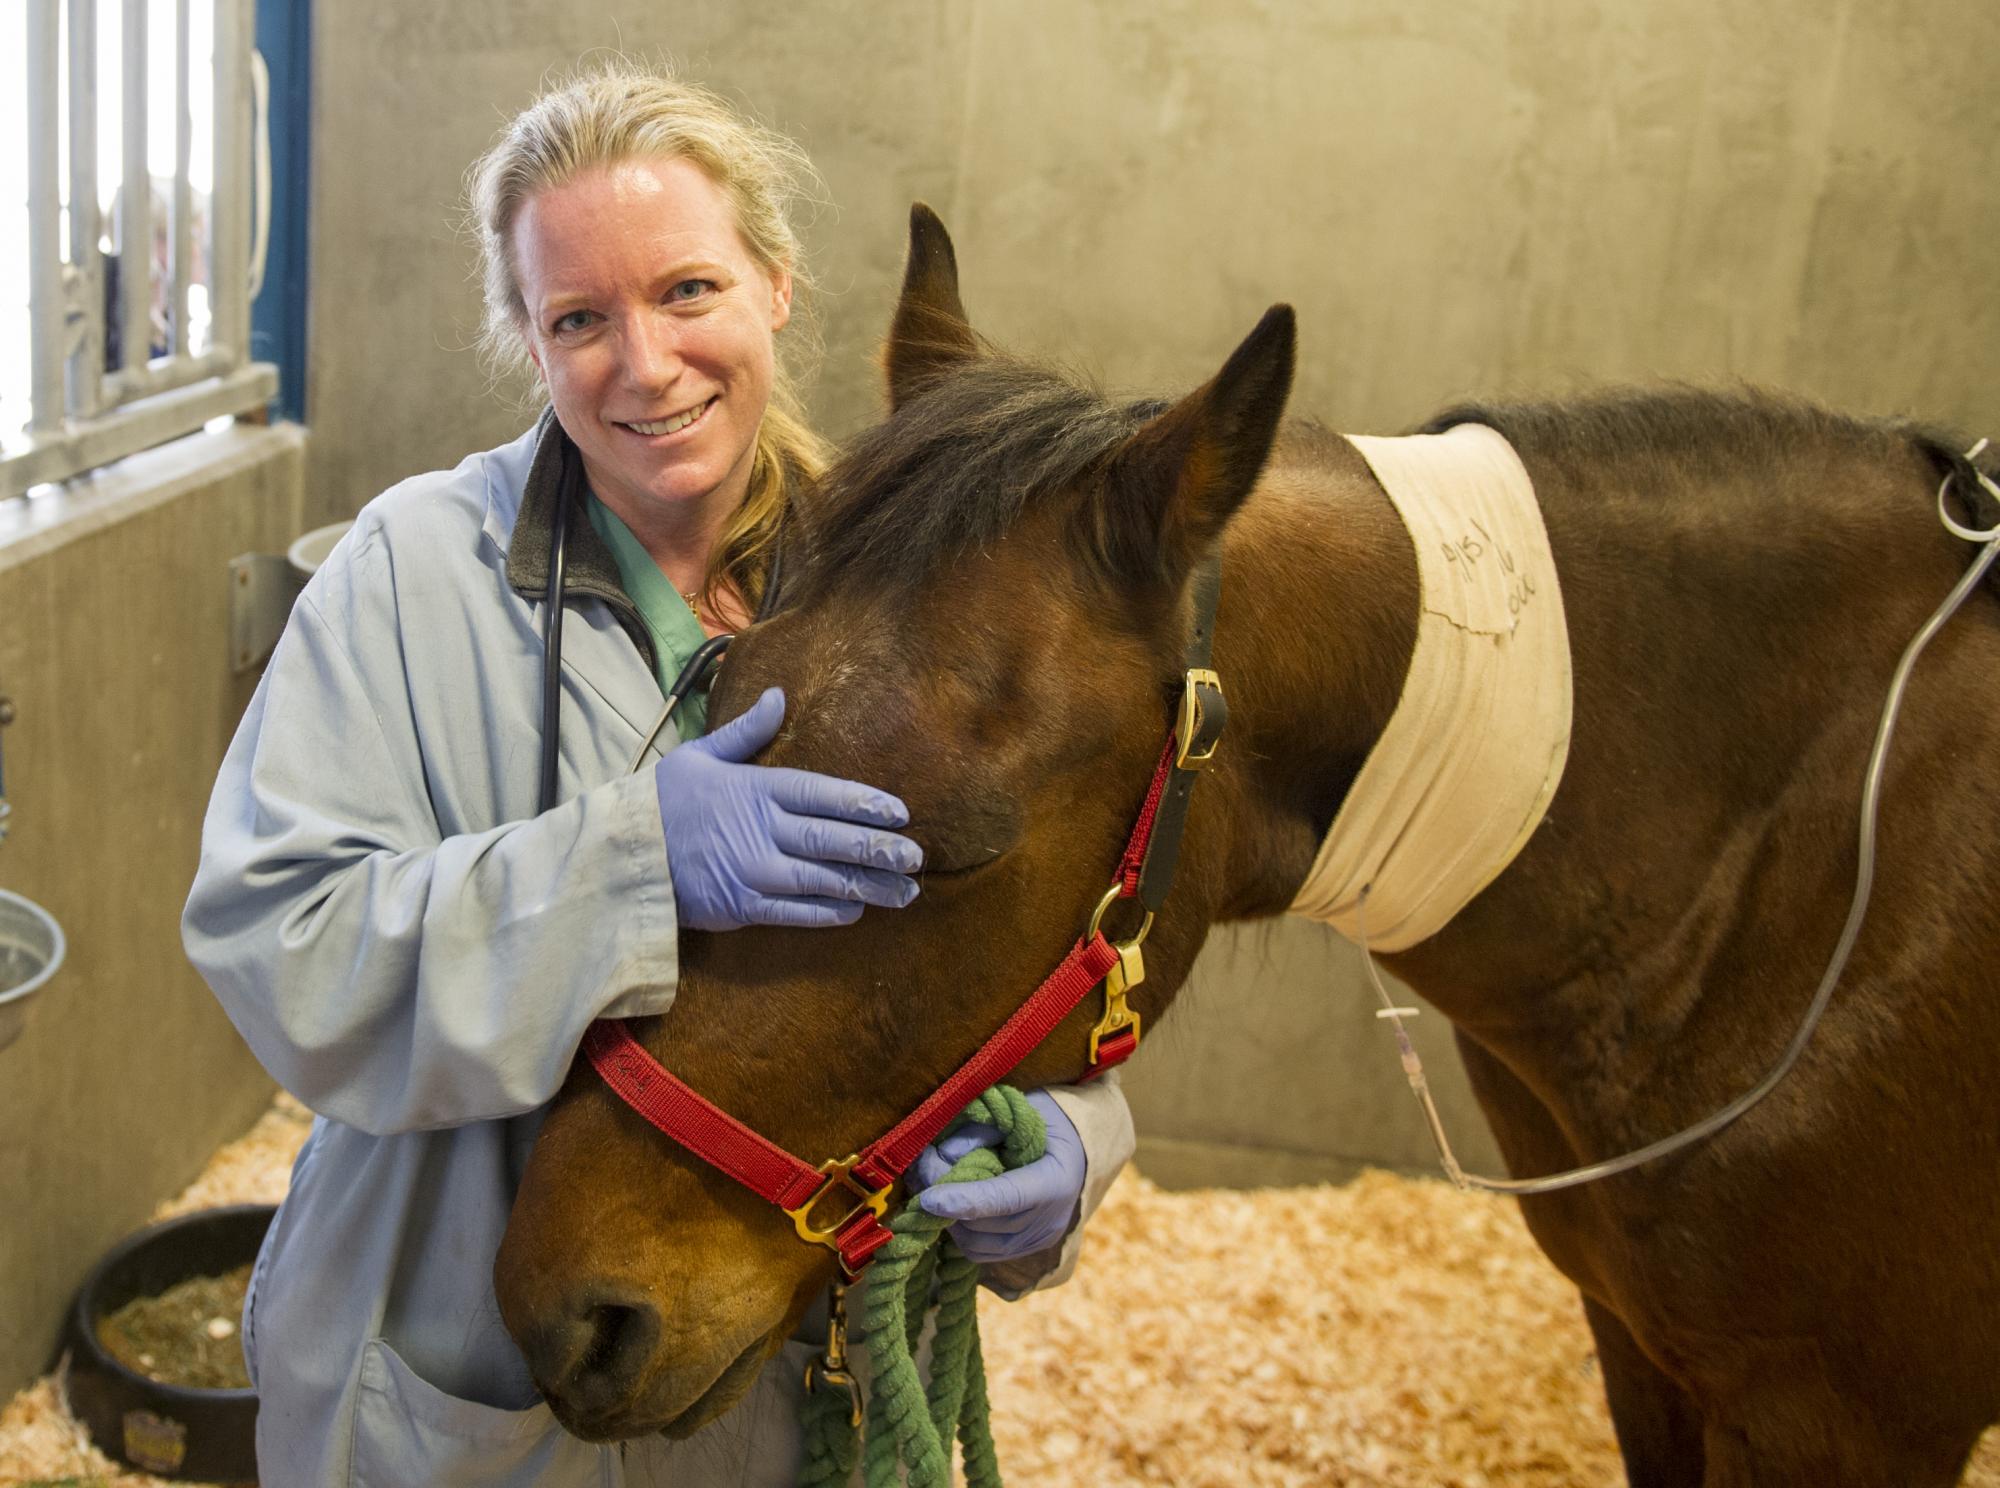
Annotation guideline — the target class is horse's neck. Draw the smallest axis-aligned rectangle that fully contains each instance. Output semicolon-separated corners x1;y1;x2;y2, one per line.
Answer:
1205;431;1421;919
1207;415;1947;1057
1209;427;1736;983
1207;425;1741;1023
1202;426;1706;1117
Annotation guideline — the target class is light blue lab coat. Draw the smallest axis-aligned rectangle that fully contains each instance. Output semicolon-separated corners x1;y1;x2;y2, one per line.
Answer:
182;418;1134;1487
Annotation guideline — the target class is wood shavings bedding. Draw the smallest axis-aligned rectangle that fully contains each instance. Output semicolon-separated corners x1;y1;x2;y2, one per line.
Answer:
4;1097;1994;1487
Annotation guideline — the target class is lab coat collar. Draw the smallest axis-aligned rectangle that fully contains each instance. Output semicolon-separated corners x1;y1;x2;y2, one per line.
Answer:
502;409;660;679
485;409;675;760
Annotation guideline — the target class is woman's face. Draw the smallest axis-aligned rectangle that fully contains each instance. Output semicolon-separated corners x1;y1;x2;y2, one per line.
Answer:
514;156;792;536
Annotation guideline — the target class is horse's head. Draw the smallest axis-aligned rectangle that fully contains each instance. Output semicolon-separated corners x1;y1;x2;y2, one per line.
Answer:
494;207;1296;1441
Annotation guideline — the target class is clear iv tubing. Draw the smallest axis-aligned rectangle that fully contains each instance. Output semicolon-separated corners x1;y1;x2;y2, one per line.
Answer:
1359;447;2000;1197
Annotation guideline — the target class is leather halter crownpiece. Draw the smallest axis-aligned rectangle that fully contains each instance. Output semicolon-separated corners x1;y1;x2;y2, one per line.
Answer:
585;558;1228;1277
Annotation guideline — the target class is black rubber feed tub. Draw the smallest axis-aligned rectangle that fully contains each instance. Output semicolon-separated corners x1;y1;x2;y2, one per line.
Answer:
65;1203;274;1483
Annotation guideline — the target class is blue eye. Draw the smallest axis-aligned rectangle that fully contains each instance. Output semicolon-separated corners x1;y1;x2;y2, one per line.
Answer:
669;279;716;303
552;309;594;334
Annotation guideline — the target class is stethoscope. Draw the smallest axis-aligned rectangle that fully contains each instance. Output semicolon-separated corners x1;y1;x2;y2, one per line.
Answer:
536;435;768;814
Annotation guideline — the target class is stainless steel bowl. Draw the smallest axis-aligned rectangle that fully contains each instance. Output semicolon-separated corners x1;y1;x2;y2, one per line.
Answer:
0;887;65;1052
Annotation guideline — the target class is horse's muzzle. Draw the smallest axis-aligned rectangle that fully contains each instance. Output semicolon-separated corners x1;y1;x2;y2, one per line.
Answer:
518;1281;780;1443
515;1281;663;1439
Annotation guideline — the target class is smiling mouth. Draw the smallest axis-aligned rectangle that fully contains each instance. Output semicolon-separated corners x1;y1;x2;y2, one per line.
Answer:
619;397;715;438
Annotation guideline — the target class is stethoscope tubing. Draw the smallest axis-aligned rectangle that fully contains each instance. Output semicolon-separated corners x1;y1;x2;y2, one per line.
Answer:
536;443;575;815
623;633;734;775
538;434;743;808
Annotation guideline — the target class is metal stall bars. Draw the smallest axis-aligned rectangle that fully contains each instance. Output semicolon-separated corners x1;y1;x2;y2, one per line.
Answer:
7;0;275;502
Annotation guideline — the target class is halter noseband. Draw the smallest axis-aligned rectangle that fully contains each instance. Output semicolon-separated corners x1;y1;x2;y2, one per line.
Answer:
584;560;1227;1277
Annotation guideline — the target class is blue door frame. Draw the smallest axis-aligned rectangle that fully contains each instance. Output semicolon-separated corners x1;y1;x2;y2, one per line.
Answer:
251;0;310;423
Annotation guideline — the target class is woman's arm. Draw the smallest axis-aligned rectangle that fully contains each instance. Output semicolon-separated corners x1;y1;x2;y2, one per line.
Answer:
183;578;678;1137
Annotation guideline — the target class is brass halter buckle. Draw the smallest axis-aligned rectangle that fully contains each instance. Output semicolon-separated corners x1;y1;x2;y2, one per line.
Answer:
784;1156;893;1252
1086;881;1154;1064
1176;669;1224;770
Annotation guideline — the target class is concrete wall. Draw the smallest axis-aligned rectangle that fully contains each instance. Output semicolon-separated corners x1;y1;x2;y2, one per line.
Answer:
0;425;303;1393
307;0;2000;519
945;0;1999;438
303;1;1997;1186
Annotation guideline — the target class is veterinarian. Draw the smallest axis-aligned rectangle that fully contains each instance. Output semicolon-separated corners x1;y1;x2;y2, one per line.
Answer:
182;62;1134;1486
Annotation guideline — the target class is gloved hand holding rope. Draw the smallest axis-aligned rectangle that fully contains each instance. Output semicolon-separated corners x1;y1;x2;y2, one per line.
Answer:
799;1085;1054;1488
913;1088;1085;1263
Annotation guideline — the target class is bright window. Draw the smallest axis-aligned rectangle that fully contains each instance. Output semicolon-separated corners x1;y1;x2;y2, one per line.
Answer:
2;0;273;501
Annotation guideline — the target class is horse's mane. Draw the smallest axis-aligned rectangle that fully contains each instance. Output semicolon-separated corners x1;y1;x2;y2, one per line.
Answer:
786;357;1165;605
1429;383;1852;460
783;371;1998;608
1424;384;1993;520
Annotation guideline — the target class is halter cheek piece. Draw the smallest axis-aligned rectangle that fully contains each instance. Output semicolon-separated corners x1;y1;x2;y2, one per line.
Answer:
583;559;1228;1277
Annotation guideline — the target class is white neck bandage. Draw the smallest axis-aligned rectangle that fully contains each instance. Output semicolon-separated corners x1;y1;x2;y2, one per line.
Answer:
1287;423;1572;952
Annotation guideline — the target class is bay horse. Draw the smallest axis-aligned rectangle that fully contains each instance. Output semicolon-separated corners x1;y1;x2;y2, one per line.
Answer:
495;206;2000;1486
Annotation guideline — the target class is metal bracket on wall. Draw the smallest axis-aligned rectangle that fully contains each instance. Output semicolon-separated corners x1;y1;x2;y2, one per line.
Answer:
0;693;14;842
228;553;302;674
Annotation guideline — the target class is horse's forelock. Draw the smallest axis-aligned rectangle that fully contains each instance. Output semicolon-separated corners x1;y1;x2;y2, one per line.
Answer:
786;358;1164;606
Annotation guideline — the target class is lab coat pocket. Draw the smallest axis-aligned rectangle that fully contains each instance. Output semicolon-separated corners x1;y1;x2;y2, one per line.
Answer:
349;1338;609;1488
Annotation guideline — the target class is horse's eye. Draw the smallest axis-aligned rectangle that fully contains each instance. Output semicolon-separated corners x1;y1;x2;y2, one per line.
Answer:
919;844;1009;879
910;796;1022;875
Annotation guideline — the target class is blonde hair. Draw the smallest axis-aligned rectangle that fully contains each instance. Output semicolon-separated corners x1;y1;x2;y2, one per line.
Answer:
468;61;830;613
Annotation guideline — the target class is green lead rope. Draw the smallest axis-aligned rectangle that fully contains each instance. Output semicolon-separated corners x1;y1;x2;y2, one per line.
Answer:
799;1085;1046;1488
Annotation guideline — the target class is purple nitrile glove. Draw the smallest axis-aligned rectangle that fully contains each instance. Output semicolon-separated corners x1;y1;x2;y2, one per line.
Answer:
911;1089;1086;1263
654;687;923;932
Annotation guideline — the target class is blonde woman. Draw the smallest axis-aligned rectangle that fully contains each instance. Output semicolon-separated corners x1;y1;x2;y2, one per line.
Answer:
183;65;1133;1486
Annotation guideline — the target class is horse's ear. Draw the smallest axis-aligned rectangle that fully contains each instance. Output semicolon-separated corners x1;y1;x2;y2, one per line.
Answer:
884;203;978;409
1093;305;1297;584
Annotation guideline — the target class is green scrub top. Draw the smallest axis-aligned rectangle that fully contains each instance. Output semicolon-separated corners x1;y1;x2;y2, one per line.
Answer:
585;494;711;741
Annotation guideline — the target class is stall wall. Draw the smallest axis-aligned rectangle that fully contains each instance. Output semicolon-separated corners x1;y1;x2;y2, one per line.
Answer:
304;0;1998;1186
307;0;1999;522
0;426;304;1393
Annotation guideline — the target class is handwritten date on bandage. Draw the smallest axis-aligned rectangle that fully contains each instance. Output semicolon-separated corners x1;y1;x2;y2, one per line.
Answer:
1441;519;1537;618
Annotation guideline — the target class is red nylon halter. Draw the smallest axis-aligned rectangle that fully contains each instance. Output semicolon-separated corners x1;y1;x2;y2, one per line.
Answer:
584;731;1180;1277
586;553;1225;1277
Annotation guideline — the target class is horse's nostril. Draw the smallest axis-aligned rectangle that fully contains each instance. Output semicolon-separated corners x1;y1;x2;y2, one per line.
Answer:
533;1291;661;1418
581;1302;643;1376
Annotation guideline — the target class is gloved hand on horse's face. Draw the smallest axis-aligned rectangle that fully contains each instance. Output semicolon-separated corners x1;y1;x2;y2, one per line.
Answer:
911;1089;1088;1263
655;687;924;931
